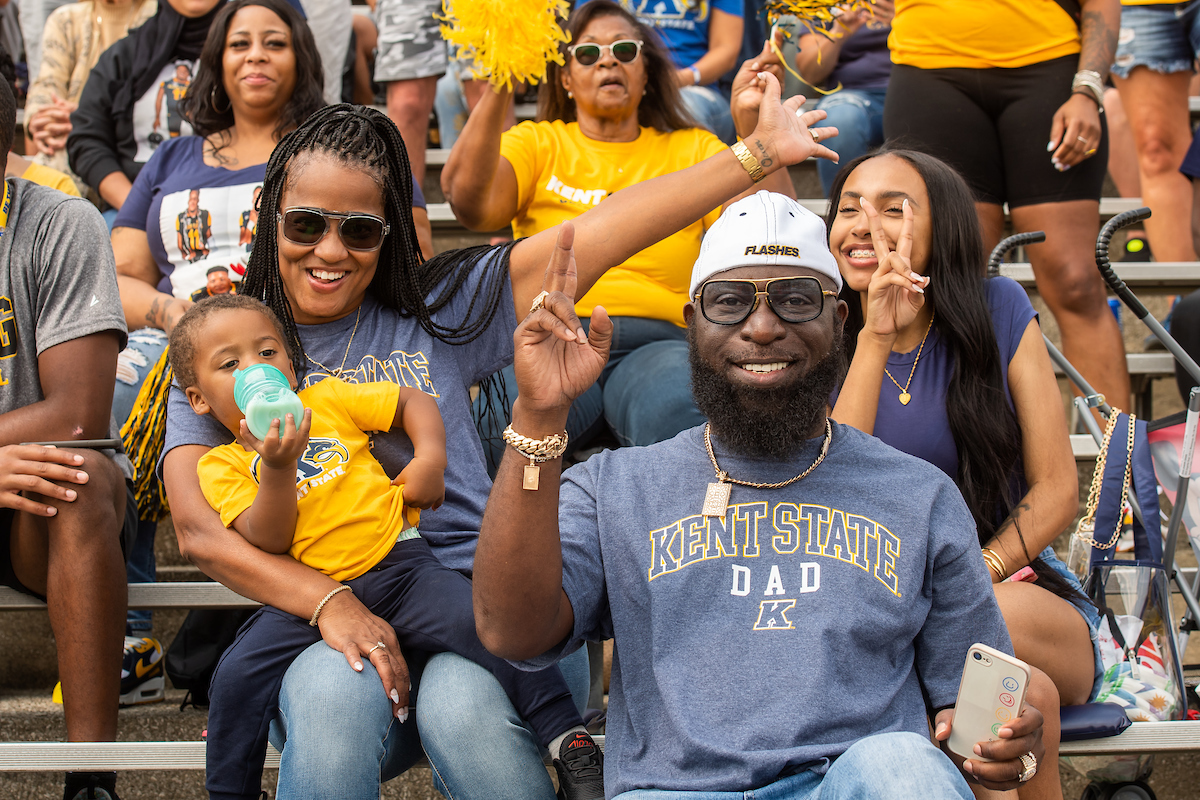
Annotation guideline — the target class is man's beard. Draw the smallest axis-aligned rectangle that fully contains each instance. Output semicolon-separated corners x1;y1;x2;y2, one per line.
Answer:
688;329;844;460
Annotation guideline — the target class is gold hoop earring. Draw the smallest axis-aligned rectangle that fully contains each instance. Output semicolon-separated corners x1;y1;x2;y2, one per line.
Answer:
211;86;232;114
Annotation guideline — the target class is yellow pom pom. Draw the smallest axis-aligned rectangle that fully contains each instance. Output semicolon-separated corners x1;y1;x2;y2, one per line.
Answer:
438;0;571;91
764;0;880;29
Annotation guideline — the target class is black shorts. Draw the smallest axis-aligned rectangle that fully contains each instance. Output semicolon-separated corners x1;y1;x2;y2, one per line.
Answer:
883;55;1108;208
0;480;138;602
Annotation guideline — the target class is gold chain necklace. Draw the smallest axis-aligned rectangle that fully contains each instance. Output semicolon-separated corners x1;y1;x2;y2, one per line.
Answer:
304;306;362;377
883;311;935;406
700;419;833;518
1074;410;1135;550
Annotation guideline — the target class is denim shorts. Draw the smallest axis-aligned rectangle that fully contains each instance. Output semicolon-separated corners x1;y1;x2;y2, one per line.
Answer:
1040;546;1106;702
1112;1;1200;79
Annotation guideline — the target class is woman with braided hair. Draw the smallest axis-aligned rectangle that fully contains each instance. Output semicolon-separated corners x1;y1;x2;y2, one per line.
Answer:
161;73;836;797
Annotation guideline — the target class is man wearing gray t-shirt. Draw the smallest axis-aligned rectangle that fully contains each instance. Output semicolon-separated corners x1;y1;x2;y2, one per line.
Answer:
475;194;1047;799
0;77;130;800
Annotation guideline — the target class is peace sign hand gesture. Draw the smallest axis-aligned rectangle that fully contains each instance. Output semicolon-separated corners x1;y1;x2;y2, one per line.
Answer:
859;197;929;341
511;223;613;430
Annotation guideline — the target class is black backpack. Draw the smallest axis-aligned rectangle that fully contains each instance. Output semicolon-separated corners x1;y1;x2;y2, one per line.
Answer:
165;608;255;709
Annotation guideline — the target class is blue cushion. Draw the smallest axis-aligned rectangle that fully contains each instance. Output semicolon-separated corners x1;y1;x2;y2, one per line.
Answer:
1060;703;1132;741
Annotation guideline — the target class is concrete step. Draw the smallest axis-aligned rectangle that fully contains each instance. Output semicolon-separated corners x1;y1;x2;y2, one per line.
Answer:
0;690;442;799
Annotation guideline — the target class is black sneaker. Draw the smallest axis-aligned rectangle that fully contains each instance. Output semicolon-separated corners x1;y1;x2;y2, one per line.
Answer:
553;730;604;800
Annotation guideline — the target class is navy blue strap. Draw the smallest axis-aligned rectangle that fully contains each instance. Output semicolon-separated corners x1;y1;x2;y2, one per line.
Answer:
1092;414;1161;565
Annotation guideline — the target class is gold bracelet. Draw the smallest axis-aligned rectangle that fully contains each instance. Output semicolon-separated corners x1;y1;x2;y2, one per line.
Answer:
981;548;1007;581
502;424;569;491
731;140;765;184
309;584;352;627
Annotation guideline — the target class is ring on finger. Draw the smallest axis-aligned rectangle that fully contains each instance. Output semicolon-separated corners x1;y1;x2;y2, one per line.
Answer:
1017;751;1037;783
529;290;550;314
367;641;387;655
1076;135;1088;145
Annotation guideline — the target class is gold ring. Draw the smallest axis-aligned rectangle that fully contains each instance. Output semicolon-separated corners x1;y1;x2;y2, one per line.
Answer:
810;129;820;143
367;641;387;655
529;290;550;314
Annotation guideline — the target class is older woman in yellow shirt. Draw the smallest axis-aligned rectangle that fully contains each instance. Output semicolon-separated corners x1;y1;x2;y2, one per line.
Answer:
443;0;797;466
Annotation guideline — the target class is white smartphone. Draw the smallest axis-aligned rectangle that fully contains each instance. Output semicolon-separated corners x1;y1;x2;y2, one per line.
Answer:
947;643;1031;761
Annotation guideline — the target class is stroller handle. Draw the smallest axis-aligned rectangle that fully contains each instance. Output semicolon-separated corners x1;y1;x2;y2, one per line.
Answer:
986;231;1046;278
1096;207;1153;321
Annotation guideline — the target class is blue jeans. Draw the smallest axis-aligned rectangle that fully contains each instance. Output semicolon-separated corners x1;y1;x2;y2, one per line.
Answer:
210;539;582;800
814;87;888;196
1112;1;1200;78
612;732;972;800
268;641;590;799
475;317;703;473
681;85;736;145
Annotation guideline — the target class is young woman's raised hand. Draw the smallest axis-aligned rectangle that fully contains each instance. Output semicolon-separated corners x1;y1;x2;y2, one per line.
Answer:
860;196;929;339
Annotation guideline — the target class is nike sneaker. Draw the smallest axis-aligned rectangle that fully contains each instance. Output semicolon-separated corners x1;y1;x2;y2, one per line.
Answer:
119;636;165;706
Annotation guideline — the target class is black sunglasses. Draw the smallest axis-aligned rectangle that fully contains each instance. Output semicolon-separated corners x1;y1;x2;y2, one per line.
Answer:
696;277;838;325
277;207;390;252
567;39;644;67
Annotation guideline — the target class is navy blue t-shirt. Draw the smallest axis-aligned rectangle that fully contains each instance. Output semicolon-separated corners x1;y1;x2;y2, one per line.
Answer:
114;136;426;301
828;24;892;91
867;276;1036;479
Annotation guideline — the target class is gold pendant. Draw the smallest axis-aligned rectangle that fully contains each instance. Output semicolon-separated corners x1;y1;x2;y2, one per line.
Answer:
702;481;731;518
522;464;540;491
898;392;911;405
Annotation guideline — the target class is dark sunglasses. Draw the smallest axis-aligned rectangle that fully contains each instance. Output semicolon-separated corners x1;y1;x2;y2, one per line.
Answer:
567;39;644;66
696;277;838;325
277;207;390;252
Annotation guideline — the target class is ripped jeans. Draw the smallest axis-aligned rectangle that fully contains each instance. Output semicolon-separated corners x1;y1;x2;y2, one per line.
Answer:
814;86;888;196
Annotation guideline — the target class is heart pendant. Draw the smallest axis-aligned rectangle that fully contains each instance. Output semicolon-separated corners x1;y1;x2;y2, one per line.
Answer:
899;392;911;405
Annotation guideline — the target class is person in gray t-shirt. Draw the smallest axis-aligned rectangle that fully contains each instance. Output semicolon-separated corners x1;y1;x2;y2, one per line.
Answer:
0;76;131;800
476;194;1048;798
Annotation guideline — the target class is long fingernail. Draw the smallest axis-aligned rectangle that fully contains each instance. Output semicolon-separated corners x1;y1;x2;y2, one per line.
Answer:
902;198;909;210
397;707;409;723
1046;141;1055;152
859;197;866;208
390;689;399;703
353;661;363;672
911;283;924;294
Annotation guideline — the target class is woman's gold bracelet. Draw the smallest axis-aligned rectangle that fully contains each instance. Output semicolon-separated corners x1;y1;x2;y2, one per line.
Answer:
981;548;1007;581
310;584;352;627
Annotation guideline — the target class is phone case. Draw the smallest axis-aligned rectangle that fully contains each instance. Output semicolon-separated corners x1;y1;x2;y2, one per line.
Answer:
946;643;1031;761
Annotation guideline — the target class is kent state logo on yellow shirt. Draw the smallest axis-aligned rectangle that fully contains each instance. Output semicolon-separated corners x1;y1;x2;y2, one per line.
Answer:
251;437;350;493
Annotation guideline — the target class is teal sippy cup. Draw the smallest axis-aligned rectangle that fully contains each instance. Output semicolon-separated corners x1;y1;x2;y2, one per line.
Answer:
233;363;306;440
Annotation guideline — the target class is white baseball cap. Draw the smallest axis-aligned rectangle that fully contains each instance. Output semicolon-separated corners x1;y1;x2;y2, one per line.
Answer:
688;191;842;298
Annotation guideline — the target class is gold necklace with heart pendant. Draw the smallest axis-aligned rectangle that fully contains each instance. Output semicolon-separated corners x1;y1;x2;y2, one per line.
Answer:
882;311;935;406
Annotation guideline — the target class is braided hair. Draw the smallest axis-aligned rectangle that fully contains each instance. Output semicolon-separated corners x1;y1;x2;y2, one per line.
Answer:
240;104;516;375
